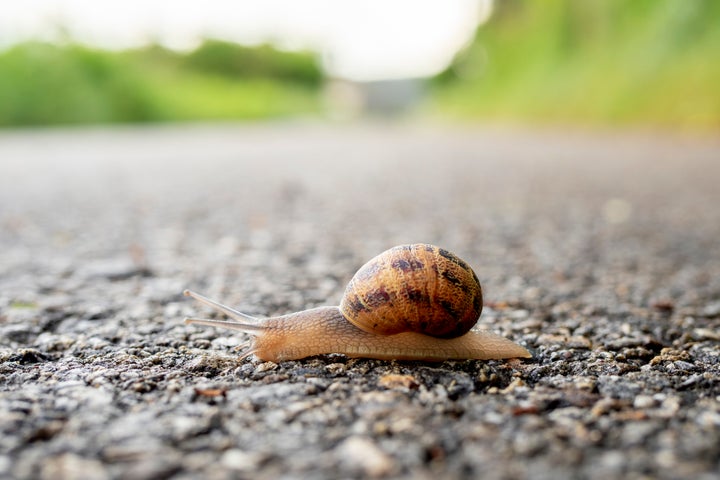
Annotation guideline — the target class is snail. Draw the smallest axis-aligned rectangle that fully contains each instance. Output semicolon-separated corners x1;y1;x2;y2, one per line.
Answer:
183;244;531;362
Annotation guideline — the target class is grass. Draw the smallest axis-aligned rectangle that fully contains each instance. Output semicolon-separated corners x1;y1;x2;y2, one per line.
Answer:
145;72;319;121
0;41;322;127
431;0;720;131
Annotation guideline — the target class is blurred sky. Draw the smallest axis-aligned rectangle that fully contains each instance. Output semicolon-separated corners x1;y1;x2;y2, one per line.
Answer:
0;0;491;81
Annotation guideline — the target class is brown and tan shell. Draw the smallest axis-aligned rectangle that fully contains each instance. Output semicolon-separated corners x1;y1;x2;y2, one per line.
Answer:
339;244;483;338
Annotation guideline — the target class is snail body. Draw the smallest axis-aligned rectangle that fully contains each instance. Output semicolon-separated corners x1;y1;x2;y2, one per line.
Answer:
184;244;531;362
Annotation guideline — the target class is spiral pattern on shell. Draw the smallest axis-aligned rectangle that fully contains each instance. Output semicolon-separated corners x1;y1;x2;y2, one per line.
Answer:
339;244;483;338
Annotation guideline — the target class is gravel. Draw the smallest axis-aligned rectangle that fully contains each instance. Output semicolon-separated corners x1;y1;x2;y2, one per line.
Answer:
1;123;718;479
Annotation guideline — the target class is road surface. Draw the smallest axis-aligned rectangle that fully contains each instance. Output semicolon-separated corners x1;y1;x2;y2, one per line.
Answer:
1;123;718;479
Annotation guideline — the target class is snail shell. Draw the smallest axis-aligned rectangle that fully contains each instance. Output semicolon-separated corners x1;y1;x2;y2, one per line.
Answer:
340;244;482;338
183;244;531;362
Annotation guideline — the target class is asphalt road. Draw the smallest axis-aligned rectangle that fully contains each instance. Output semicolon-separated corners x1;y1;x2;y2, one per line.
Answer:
1;123;719;479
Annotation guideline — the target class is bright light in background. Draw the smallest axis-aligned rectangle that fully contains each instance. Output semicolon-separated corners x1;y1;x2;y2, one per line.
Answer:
0;0;492;81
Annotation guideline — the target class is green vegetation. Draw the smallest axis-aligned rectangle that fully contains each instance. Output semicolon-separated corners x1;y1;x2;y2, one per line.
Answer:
432;0;720;130
0;40;322;127
2;2;718;130
183;40;322;87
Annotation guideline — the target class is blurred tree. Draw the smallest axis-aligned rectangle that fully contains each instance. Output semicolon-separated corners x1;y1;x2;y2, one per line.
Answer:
182;40;322;87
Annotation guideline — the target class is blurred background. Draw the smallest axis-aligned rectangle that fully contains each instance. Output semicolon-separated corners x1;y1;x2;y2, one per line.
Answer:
1;0;718;130
2;4;720;478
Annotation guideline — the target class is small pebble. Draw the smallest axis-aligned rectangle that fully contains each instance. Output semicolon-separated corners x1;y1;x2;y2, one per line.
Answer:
336;436;394;477
633;395;656;409
220;449;266;471
378;374;419;390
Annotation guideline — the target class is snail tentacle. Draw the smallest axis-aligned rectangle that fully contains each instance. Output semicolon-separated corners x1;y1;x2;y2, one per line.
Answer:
183;289;268;337
183;317;266;335
183;289;260;323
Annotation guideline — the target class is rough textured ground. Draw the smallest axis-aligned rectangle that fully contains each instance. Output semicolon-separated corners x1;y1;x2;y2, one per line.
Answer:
0;123;718;480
